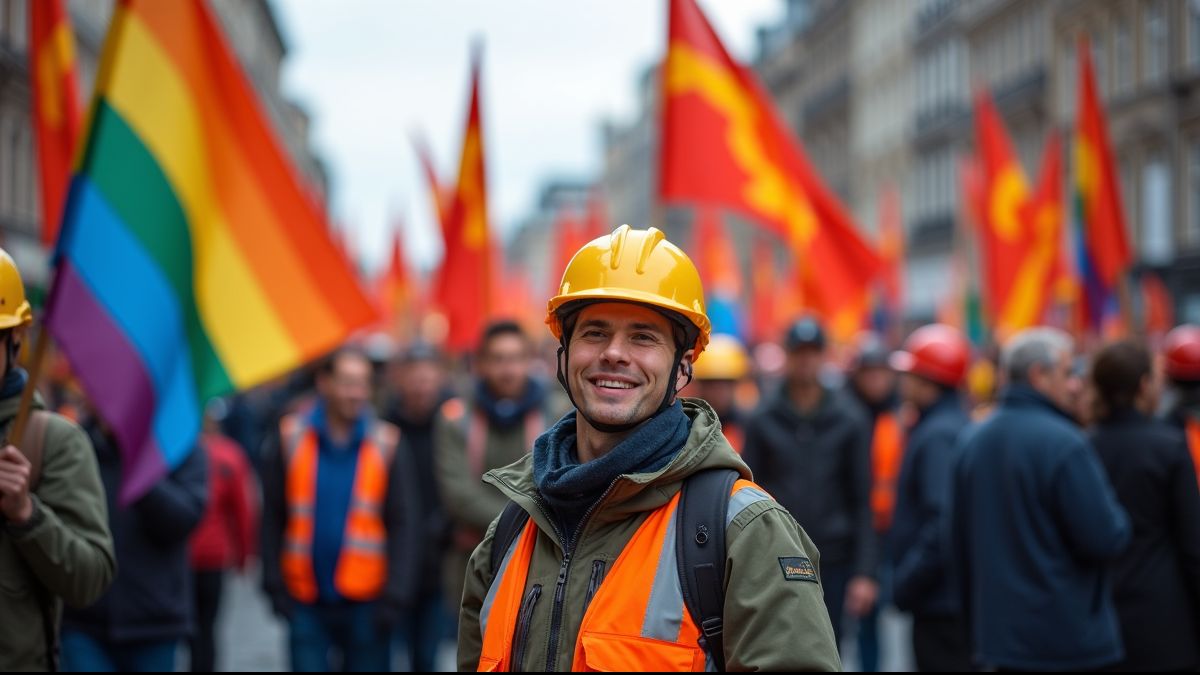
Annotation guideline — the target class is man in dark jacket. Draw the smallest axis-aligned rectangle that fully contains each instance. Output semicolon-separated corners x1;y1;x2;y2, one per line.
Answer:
743;316;877;648
951;327;1131;671
62;416;208;672
261;346;420;672
1090;340;1200;671
889;324;971;671
381;343;454;671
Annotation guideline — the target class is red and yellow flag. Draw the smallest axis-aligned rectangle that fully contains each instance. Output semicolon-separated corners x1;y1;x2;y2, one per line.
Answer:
436;46;496;353
1011;131;1065;333
30;0;82;247
1075;35;1132;327
660;0;880;341
413;132;450;230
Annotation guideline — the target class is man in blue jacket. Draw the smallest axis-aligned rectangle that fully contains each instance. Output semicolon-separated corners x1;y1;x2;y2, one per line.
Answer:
889;324;972;671
950;327;1131;671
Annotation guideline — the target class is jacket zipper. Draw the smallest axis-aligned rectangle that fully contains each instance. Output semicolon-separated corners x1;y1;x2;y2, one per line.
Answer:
542;479;620;671
509;584;542;672
582;559;607;613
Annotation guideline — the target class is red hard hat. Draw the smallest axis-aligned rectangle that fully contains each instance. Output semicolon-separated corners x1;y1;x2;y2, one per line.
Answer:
889;324;969;387
1164;324;1200;381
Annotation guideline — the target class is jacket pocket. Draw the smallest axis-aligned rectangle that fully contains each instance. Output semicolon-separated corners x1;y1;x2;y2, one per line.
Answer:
578;632;705;672
509;583;541;671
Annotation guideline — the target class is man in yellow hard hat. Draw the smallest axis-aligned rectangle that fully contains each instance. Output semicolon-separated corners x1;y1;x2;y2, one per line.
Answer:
686;333;752;452
0;248;115;671
457;226;839;671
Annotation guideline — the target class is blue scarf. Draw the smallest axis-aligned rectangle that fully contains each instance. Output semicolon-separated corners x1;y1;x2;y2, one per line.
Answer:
476;378;546;429
533;401;690;544
0;367;28;400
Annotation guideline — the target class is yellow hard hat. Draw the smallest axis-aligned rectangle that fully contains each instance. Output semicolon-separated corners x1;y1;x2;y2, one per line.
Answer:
546;225;711;354
0;248;32;330
692;333;749;380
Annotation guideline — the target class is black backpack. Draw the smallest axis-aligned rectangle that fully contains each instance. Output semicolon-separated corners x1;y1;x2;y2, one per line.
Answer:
490;468;738;671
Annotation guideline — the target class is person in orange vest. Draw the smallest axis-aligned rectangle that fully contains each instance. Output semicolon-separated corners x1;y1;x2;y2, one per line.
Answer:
1159;324;1200;487
888;324;972;671
260;346;419;672
684;333;751;452
844;332;900;672
457;226;841;671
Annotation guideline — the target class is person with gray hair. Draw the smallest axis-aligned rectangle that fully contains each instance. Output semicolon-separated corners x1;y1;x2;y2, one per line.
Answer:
949;327;1131;671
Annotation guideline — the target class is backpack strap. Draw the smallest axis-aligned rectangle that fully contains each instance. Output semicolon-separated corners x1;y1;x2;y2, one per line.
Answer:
676;468;738;672
19;410;51;491
489;500;531;578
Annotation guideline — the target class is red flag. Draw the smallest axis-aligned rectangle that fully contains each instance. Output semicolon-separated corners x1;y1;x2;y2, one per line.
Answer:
30;0;82;247
436;45;496;353
1141;273;1174;337
693;207;742;297
413;132;450;230
1076;36;1131;291
550;207;589;295
375;225;412;338
973;87;1033;336
749;235;777;345
660;0;880;341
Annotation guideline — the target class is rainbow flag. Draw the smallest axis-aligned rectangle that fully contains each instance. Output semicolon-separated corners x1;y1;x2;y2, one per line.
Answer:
45;0;376;501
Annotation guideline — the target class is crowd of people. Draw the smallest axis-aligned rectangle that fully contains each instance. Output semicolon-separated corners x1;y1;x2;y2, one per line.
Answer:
2;225;1199;671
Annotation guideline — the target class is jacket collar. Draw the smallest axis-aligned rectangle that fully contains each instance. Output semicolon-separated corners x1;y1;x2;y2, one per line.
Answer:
1000;384;1076;424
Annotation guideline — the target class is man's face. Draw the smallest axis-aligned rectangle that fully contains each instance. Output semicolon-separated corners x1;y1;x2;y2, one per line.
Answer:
694;379;737;415
479;333;532;401
898;372;938;409
853;366;895;405
317;353;372;424
399;359;445;419
566;303;690;429
1034;351;1075;413
785;346;824;387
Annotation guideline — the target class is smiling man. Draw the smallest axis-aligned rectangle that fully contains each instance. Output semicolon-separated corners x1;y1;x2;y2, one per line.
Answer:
457;225;840;672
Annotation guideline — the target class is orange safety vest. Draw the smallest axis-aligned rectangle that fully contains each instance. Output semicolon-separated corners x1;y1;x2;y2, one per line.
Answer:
477;478;773;672
1184;418;1200;489
280;413;397;603
869;411;904;532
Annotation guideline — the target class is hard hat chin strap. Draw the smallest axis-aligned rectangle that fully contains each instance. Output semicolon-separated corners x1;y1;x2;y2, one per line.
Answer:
2;330;17;380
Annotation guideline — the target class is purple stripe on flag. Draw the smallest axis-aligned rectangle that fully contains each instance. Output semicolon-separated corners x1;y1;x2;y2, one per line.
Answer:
46;261;167;503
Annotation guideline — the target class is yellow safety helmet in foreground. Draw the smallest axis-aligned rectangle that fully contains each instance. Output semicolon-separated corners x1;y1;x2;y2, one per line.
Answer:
0;248;32;330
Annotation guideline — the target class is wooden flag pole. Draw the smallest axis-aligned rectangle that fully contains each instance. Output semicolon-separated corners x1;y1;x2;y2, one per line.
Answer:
7;328;50;446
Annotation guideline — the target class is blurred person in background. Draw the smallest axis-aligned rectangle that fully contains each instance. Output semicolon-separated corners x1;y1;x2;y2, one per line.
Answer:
260;346;419;672
0;248;115;672
188;399;257;672
381;343;455;671
434;320;568;612
951;327;1130;671
683;333;751;452
62;413;208;672
888;325;971;671
1089;340;1200;671
742;316;877;650
843;331;900;673
1160;324;1200;487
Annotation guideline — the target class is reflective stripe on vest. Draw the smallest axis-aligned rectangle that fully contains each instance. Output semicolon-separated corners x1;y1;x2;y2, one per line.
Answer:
477;478;772;672
869;412;904;532
280;414;397;603
1185;418;1200;489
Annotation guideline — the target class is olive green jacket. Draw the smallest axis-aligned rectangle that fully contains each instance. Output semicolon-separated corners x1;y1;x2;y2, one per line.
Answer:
457;398;841;672
0;395;115;671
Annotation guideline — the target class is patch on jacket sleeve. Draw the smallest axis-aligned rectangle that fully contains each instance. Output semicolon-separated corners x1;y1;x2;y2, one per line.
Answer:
778;556;818;583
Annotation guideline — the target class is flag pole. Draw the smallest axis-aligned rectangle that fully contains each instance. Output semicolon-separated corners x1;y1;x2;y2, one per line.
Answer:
6;327;50;446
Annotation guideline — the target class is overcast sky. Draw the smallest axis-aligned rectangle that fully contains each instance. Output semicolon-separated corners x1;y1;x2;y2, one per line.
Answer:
273;0;782;274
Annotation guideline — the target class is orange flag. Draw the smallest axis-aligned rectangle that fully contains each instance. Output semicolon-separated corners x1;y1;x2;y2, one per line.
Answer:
876;184;905;325
30;0;82;247
693;207;742;298
413;132;450;230
436;45;495;353
660;0;880;341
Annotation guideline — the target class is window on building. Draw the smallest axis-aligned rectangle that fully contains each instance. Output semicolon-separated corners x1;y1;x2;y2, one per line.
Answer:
1190;0;1200;68
1146;0;1169;85
1190;140;1200;246
1142;151;1173;264
1115;21;1133;93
